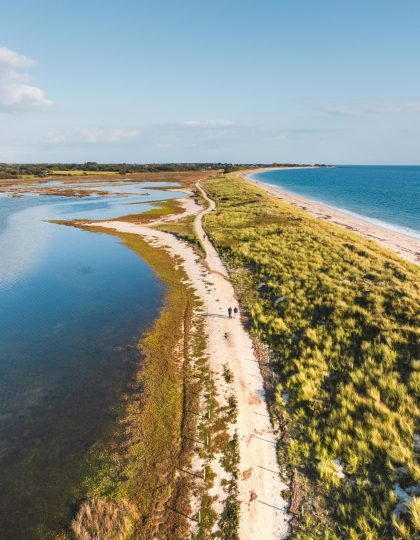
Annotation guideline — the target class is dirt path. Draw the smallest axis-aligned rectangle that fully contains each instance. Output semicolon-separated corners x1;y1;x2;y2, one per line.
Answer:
194;183;289;538
95;183;290;539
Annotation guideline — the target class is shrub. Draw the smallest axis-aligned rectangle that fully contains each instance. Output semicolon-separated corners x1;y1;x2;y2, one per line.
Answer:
72;499;137;540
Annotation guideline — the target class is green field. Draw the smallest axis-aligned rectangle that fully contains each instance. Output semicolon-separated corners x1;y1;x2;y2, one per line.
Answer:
202;174;420;539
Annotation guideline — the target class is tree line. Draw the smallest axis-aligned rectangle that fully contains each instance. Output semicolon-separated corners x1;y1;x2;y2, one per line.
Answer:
0;162;326;179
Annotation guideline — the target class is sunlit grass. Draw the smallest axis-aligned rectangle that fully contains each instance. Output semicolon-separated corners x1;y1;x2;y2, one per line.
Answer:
114;198;185;224
203;173;420;539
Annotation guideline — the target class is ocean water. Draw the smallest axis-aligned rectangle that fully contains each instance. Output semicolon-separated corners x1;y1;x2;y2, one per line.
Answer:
251;166;420;239
0;181;182;537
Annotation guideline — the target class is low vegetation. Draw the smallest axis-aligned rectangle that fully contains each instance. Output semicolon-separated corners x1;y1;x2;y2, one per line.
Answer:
71;499;137;540
202;173;420;539
158;215;205;257
0;162;320;179
113;198;185;224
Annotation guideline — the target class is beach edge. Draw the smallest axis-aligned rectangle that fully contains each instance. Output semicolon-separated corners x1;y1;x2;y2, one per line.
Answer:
240;168;420;266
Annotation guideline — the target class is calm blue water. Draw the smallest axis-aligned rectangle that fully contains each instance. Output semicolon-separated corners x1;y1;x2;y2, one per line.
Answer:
0;181;181;537
251;166;420;239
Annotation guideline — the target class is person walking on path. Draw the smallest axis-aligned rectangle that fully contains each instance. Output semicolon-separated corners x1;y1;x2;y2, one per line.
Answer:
233;306;238;318
228;306;232;319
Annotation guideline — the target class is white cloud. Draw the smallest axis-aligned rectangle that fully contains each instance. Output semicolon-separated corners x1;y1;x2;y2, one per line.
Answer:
320;101;420;118
181;119;234;126
48;127;141;143
0;47;34;68
0;46;52;111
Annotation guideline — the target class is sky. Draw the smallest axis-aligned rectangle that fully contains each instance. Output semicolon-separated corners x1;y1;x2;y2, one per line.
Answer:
1;0;420;164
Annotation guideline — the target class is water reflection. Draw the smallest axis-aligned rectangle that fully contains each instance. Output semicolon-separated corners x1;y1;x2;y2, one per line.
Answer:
0;182;184;289
0;205;53;292
0;179;179;538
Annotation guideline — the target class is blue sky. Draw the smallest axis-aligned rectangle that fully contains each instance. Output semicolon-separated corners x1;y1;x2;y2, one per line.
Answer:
1;0;420;164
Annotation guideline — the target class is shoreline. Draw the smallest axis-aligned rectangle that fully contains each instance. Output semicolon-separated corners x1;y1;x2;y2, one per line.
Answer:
241;168;420;265
66;223;206;538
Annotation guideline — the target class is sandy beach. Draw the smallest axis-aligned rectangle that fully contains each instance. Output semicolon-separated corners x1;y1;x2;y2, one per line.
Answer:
241;169;420;266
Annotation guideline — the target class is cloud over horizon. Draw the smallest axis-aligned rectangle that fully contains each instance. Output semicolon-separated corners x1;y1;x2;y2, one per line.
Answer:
0;46;52;112
48;127;141;143
181;119;234;127
320;100;420;118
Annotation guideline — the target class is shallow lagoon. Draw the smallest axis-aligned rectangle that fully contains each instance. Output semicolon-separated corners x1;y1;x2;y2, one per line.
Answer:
0;182;183;537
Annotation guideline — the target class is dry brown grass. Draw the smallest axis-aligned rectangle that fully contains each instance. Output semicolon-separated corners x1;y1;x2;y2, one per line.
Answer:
72;499;137;540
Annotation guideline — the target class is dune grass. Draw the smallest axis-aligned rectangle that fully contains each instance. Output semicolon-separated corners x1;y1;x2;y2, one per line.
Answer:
202;173;420;539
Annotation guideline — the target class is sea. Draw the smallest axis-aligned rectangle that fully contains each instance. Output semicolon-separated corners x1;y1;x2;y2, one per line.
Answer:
251;166;420;240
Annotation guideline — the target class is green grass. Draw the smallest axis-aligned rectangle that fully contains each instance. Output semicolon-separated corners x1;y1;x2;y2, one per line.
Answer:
202;173;420;539
158;214;205;257
113;198;185;224
217;433;240;539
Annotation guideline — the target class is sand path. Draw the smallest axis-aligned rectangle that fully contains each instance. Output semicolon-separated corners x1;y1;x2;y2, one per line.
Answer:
95;182;289;539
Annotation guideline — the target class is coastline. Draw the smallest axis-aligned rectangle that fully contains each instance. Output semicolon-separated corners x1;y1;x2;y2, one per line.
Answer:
241;169;420;265
4;171;418;537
